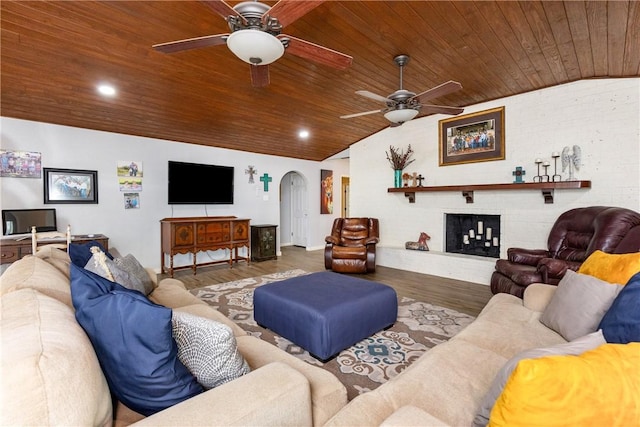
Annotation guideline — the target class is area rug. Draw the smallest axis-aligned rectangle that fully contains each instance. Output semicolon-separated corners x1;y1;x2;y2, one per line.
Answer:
190;269;475;400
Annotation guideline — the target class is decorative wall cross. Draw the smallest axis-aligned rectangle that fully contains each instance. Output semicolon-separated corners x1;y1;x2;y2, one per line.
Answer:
259;173;272;191
245;165;257;183
416;174;425;187
512;166;526;183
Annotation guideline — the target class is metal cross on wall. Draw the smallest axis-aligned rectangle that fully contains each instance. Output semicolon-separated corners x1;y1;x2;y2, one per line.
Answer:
260;173;272;191
245;165;257;184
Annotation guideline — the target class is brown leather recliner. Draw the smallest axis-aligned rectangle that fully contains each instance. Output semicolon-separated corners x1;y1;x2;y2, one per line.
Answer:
490;206;640;298
325;218;379;273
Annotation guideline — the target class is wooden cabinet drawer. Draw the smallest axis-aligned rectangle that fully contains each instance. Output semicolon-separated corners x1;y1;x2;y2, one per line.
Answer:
233;221;249;240
1;246;19;264
173;224;194;246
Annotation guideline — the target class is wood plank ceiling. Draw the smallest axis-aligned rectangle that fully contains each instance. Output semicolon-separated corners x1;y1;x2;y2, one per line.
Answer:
1;1;639;161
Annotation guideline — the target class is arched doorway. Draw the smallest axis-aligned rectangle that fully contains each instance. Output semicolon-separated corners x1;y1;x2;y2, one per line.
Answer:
280;171;308;247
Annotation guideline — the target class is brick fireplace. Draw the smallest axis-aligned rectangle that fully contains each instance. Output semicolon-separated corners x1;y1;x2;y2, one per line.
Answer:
445;213;500;258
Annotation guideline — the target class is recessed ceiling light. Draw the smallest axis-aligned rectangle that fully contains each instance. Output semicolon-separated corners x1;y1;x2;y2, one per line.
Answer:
298;130;310;139
97;84;116;97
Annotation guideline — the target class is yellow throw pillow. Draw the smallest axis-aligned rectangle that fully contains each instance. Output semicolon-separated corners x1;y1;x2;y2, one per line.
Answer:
578;250;640;284
489;343;640;427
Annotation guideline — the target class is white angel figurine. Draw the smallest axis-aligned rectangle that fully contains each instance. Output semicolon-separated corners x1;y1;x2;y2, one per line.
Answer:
561;145;581;181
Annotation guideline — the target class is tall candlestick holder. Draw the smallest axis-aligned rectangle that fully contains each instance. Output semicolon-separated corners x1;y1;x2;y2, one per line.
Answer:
551;152;562;182
533;158;543;182
542;161;550;182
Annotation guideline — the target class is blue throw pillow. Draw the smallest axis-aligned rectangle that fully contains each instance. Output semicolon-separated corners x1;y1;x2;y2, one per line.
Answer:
598;271;640;343
69;240;112;267
70;264;202;416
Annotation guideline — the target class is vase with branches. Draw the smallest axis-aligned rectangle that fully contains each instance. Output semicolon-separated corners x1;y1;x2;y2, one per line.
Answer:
386;145;415;187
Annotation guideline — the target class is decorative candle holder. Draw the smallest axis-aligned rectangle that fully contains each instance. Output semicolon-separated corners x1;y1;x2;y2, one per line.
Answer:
551;152;562;182
542;161;550;182
533;158;543;182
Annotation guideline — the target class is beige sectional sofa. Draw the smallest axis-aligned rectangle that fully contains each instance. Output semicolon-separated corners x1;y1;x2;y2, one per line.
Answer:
3;244;636;426
0;246;347;426
324;284;567;426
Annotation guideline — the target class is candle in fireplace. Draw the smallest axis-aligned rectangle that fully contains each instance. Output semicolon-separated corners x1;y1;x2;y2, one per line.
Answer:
492;237;499;246
469;229;475;238
478;221;483;234
463;234;469;244
486;227;492;240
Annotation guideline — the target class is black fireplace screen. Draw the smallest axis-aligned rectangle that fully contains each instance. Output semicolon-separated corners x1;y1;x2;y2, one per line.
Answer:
445;214;500;258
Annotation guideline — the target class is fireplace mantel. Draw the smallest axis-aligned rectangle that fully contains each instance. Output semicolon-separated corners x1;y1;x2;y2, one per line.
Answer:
388;180;591;204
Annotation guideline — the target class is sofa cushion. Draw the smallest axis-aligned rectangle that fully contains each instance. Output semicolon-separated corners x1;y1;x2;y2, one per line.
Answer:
539;270;621;341
34;244;72;277
171;311;250;389
149;278;207;308
70;263;203;416
69;240;112;267
472;330;605;427
598;271;640;343
0;255;72;307
1;288;112;426
113;253;155;295
489;343;640;426
577;249;640;284
84;247;146;295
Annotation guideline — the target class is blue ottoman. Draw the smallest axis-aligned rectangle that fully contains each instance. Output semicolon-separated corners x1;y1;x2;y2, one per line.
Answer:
253;271;398;360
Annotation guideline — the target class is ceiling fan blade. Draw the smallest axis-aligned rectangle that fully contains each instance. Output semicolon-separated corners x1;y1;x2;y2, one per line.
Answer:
280;35;352;70
266;1;325;27
413;80;463;102
340;109;385;119
355;90;392;104
153;34;228;54
250;64;270;87
420;104;465;115
201;0;245;23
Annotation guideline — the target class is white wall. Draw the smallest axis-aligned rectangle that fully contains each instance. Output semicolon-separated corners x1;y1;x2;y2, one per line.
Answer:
0;117;349;270
350;78;640;284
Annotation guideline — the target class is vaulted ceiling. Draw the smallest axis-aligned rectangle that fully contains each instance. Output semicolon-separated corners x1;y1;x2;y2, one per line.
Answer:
1;1;638;161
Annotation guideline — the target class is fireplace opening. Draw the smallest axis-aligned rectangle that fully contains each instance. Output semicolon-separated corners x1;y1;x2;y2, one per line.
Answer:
445;214;500;258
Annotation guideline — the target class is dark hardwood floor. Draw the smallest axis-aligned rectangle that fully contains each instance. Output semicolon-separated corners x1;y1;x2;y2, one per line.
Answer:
163;246;494;317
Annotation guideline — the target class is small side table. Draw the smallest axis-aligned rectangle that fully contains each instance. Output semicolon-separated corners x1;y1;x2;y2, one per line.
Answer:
251;224;277;262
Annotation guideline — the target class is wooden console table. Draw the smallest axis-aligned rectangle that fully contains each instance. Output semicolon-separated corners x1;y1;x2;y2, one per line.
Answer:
388;181;591;204
160;216;250;277
0;234;109;264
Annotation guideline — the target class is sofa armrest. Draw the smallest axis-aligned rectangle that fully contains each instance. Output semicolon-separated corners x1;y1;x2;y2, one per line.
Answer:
522;283;557;312
507;248;550;266
131;362;312;427
537;258;582;282
325;236;339;245
364;237;380;245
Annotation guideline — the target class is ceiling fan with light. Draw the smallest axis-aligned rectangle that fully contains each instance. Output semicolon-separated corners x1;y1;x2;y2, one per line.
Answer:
341;55;464;126
153;0;352;87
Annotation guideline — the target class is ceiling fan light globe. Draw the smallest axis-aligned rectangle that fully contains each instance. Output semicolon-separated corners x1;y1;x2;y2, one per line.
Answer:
226;29;284;65
384;108;419;124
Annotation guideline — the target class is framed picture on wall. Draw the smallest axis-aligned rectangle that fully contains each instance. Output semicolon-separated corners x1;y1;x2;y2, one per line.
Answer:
439;106;505;166
320;169;333;214
44;168;98;204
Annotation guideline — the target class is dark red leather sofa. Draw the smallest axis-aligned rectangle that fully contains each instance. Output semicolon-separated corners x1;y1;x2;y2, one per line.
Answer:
490;206;640;298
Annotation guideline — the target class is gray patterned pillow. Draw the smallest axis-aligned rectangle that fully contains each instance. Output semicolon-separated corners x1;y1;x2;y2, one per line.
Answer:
113;254;155;295
84;249;146;295
171;311;250;389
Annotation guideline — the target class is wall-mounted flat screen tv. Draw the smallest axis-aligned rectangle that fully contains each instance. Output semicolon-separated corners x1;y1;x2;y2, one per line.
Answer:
2;208;57;235
168;161;234;205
